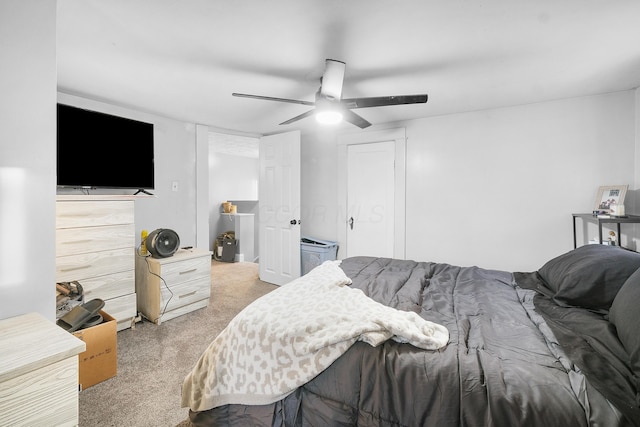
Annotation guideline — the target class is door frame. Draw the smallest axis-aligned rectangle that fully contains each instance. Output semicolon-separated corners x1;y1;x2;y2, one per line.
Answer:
337;128;406;259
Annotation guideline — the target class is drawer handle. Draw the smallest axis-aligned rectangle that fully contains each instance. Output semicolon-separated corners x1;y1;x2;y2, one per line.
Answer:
179;291;197;299
179;268;197;275
60;265;91;272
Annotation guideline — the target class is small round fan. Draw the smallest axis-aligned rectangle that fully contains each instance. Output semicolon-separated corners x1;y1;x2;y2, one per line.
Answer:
146;228;180;258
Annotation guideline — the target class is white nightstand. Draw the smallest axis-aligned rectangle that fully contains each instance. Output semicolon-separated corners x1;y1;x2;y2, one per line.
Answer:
135;248;213;324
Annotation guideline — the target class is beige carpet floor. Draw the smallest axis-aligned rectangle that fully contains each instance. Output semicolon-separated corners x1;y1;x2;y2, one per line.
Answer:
78;260;277;427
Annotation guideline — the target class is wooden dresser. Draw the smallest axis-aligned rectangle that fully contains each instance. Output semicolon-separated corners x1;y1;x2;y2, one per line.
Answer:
56;196;138;331
135;248;212;324
0;312;85;426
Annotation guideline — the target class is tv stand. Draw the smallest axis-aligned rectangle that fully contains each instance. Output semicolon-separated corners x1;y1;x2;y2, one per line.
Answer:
134;189;154;196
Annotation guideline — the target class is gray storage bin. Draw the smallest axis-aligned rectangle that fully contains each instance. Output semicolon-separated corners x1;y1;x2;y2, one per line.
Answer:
300;237;338;275
220;238;237;263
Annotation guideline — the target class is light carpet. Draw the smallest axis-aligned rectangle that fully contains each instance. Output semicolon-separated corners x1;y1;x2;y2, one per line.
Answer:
78;260;277;427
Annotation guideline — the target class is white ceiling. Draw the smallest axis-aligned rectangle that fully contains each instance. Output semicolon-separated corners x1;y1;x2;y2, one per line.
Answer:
56;0;640;136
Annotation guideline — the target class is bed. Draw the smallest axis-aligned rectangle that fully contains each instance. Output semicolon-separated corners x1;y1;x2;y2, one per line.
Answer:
182;244;640;426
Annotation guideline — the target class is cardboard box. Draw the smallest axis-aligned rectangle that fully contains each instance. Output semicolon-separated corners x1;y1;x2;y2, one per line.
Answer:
72;310;117;390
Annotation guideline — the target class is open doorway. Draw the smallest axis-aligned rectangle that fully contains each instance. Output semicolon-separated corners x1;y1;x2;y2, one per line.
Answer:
208;132;260;262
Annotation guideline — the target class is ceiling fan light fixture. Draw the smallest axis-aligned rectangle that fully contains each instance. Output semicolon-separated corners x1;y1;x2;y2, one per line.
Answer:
233;58;428;129
315;96;342;125
315;109;343;125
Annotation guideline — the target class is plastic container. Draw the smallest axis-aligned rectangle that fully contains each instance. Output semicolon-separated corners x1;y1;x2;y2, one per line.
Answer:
300;237;338;275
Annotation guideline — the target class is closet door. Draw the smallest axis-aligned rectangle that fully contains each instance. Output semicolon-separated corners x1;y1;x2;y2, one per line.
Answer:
346;141;396;258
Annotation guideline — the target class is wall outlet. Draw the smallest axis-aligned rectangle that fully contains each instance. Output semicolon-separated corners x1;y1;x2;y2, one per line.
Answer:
171;181;178;192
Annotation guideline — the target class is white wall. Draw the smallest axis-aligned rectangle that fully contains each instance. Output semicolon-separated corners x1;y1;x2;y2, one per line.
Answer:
0;0;57;321
301;91;637;272
195;124;211;249
404;92;635;271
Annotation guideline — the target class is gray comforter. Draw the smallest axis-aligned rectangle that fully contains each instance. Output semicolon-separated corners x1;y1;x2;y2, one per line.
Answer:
189;256;635;426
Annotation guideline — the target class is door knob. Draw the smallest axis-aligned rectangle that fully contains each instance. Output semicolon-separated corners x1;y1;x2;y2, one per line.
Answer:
290;219;297;225
348;217;354;230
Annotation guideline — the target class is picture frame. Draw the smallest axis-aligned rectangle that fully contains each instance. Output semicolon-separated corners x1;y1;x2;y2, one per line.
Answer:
594;185;628;213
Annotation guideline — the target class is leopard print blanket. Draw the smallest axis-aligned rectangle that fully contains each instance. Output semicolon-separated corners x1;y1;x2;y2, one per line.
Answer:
181;260;449;412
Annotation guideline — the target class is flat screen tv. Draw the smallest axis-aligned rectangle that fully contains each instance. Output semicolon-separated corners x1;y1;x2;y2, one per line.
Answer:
57;103;155;191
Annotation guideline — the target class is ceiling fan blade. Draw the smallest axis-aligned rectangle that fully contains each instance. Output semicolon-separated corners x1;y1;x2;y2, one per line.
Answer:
319;59;346;100
342;109;371;129
232;92;315;106
279;109;316;126
341;94;428;109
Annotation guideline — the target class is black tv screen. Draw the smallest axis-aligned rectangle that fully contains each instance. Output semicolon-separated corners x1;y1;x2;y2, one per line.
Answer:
57;103;155;190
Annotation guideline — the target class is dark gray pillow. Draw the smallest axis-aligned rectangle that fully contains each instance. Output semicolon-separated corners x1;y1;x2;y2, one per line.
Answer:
610;268;640;374
538;244;640;310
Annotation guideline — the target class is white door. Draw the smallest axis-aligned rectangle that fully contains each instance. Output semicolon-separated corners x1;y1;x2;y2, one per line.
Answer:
259;131;301;285
346;141;396;258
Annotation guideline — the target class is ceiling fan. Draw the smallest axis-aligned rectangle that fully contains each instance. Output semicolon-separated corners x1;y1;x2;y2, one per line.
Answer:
232;59;428;129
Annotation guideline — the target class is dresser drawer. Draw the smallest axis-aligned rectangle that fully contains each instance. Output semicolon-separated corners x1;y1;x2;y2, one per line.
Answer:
157;256;210;286
56;224;135;257
56;200;134;229
161;276;210;313
0;353;80;426
103;293;137;331
56;248;134;282
76;270;135;302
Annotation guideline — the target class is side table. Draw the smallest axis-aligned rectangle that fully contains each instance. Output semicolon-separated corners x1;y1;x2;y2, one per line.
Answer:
572;213;640;249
